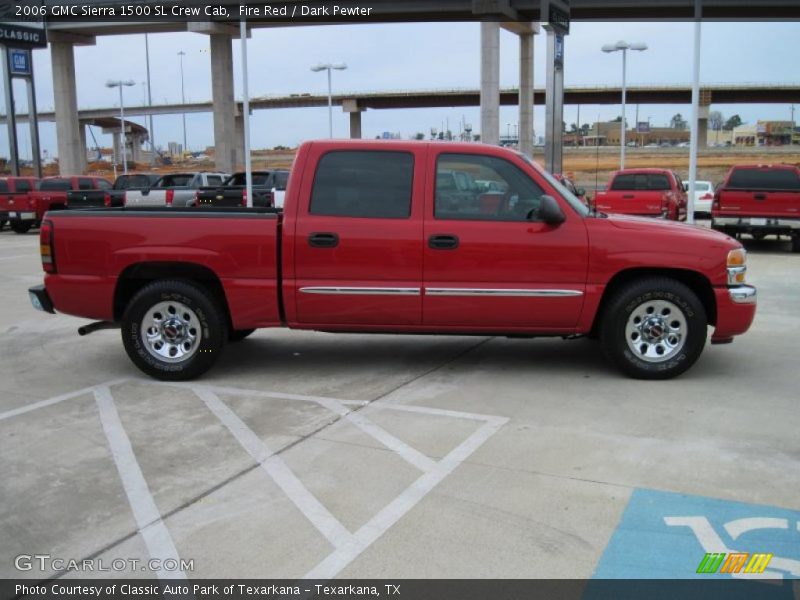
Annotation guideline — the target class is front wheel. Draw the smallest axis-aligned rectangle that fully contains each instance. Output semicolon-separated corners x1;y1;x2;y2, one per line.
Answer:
121;280;228;380
600;278;707;380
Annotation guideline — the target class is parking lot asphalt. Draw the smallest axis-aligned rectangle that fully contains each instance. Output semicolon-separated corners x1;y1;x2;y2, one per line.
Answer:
1;226;798;581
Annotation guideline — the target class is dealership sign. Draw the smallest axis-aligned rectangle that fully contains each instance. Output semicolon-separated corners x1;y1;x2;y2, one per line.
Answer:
0;22;47;48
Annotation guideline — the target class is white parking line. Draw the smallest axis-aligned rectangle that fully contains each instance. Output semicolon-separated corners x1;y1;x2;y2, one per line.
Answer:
0;253;34;262
3;378;509;580
193;386;356;551
94;386;187;580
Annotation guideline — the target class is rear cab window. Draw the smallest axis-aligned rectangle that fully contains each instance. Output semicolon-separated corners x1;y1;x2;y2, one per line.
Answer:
14;179;32;192
611;173;671;191
39;179;72;191
727;168;800;191
310;151;414;219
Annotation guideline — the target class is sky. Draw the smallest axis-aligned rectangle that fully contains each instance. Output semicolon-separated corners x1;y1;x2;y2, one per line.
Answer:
2;20;799;159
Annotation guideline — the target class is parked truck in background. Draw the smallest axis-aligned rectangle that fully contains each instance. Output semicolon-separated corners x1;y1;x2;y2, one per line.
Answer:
594;169;687;221
194;170;289;208
0;176;39;232
67;173;161;209
124;172;227;208
711;164;800;252
29;140;756;382
5;176;110;234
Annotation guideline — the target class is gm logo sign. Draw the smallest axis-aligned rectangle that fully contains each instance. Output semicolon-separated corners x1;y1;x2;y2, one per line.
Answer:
697;552;774;574
9;49;32;76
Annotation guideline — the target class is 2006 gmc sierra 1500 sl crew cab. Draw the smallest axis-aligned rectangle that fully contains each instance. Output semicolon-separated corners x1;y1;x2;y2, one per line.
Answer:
28;140;757;381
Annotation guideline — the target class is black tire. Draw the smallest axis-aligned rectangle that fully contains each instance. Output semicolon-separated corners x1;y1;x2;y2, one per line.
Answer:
121;280;228;381
10;220;33;234
600;278;707;380
792;236;800;253
0;219;6;231
229;328;256;342
751;231;767;241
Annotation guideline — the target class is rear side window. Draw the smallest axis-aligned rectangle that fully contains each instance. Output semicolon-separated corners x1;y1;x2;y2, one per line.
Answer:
39;179;72;191
96;179;113;190
0;180;8;192
158;174;193;187
727;168;800;191
310;151;414;219
15;180;32;192
611;173;671;191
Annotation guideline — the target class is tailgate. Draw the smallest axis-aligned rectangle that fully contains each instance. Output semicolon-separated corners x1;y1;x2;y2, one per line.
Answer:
718;189;800;219
125;190;165;207
595;191;664;216
67;191;106;209
197;190;244;208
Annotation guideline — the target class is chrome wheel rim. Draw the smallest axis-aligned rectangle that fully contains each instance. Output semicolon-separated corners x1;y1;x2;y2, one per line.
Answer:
140;301;202;363
625;299;687;363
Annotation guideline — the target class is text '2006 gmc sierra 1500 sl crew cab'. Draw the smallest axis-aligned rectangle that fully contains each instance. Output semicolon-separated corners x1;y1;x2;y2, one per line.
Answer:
29;140;757;381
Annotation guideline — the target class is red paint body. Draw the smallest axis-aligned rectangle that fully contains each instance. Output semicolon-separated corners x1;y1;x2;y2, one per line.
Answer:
595;168;688;221
39;141;754;345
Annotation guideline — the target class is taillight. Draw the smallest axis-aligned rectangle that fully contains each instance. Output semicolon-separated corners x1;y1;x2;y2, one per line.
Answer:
165;189;174;207
40;220;56;273
712;191;721;212
103;192;111;207
701;192;713;200
242;188;247;207
193;191;199;206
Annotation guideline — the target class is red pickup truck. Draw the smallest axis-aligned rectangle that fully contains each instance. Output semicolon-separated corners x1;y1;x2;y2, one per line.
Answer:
29;140;756;381
594;169;687;221
711;164;800;252
0;176;39;233
6;176;111;234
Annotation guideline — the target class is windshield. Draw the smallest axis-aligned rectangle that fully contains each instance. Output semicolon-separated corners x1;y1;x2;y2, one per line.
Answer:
518;154;590;217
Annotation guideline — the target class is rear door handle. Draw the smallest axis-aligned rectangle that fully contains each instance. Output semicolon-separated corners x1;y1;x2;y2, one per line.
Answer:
622;194;635;199
754;193;767;201
428;234;459;250
308;232;339;248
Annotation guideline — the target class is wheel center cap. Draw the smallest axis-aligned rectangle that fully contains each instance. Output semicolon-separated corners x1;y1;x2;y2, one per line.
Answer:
162;320;183;341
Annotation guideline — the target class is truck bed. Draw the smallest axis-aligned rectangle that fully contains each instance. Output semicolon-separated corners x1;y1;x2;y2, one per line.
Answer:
43;207;283;331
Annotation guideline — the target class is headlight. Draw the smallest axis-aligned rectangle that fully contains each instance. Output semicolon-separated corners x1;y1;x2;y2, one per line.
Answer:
727;248;747;285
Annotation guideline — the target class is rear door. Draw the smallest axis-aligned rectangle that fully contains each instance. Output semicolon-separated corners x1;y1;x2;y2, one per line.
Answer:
292;145;425;326
422;149;588;331
719;167;800;220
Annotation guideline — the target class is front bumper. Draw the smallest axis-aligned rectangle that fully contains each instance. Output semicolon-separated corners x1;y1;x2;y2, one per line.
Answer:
28;284;55;314
711;285;757;343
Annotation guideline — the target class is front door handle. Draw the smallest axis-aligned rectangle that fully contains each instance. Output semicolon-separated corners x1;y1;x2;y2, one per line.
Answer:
428;234;459;250
754;193;767;201
308;232;339;248
623;194;635;199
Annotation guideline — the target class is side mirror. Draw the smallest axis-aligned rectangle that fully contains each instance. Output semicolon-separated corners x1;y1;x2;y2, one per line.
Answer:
575;187;586;197
537;195;566;225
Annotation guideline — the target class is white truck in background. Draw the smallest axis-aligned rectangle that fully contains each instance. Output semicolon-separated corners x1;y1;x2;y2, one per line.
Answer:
124;172;228;208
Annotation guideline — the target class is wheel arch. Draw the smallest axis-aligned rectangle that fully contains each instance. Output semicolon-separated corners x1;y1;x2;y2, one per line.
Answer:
114;262;232;329
591;267;717;335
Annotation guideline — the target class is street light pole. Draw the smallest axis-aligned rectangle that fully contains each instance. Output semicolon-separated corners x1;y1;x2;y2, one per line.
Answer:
178;50;187;154
145;34;155;164
311;62;347;138
106;80;135;174
602;40;647;169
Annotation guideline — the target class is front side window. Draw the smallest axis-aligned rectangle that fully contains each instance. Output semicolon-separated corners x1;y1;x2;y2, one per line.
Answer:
96;179;113;190
310;151;414;218
435;153;546;222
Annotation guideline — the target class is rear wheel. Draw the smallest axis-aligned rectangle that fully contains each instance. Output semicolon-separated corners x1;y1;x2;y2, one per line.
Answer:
792;236;800;253
600;278;707;380
751;231;767;241
0;218;6;231
121;280;228;380
10;220;32;234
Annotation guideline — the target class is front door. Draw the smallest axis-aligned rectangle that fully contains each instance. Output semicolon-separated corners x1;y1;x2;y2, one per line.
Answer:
423;150;588;332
